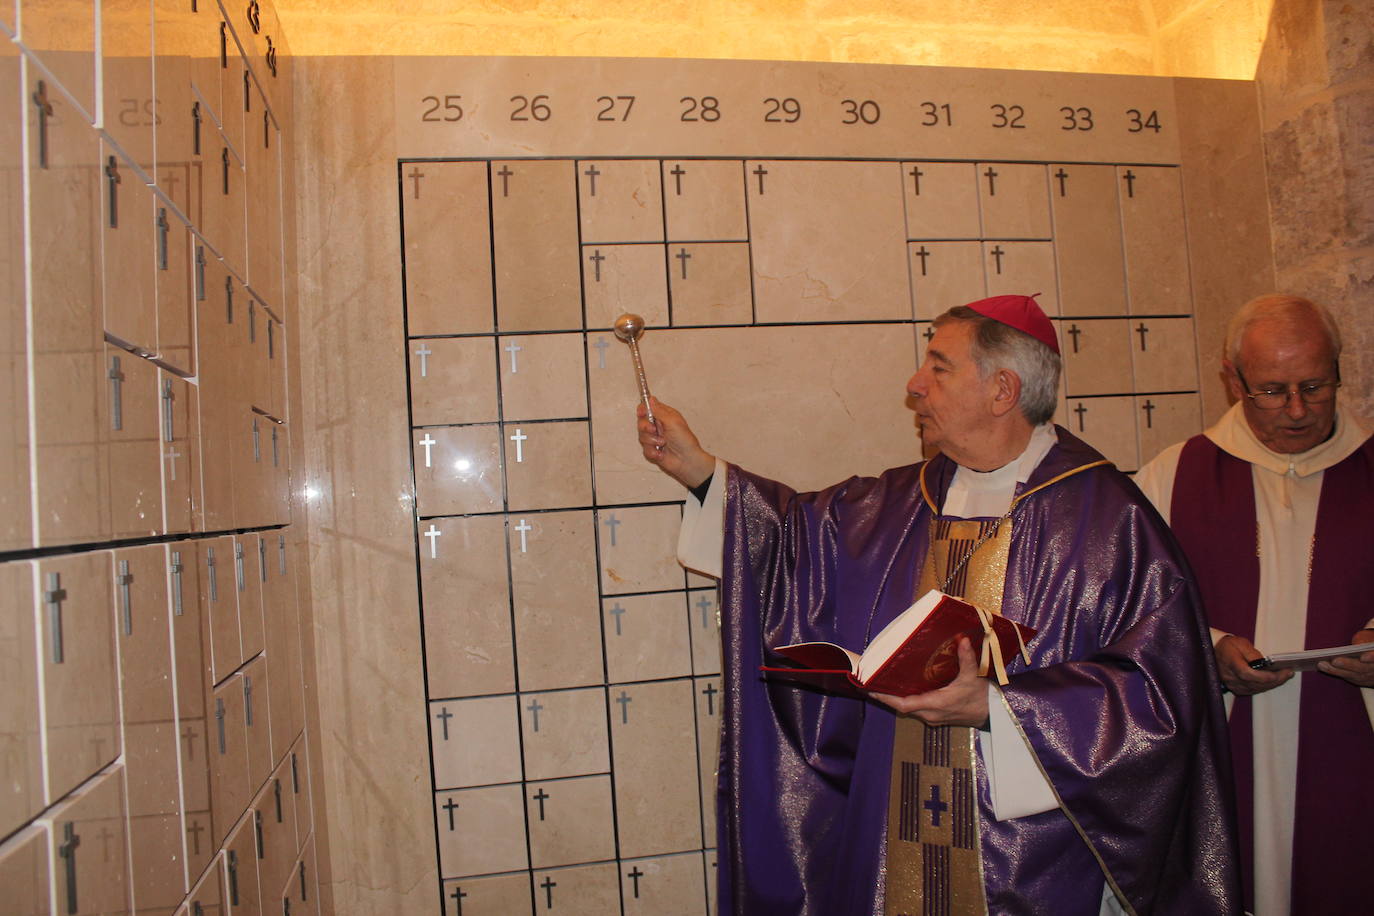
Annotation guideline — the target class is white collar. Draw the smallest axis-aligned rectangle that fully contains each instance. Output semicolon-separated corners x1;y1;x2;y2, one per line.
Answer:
942;424;1056;518
1205;400;1371;478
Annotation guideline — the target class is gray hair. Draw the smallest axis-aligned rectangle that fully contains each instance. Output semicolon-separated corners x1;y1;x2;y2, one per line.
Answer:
934;306;1062;425
1225;294;1342;369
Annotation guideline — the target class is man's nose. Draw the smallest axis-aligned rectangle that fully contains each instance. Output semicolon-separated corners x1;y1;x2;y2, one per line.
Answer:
1284;390;1310;420
907;369;926;398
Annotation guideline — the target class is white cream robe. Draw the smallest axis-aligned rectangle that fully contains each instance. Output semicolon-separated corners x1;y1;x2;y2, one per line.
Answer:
1134;402;1374;916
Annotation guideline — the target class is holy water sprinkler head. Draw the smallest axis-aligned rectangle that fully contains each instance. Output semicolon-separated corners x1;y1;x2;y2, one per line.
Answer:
613;313;646;342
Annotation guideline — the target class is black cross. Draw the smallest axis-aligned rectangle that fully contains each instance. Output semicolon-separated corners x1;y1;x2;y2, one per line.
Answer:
96;825;115;861
989;245;1005;274
913;245;931;277
695;594;712;627
274;779;284;821
1135;322;1150;351
221;146;230;195
435;706;452;740
753;163;768;194
408;167;424;200
1142;399;1156;429
442;797;459;830
701;682;718;716
589;249;605;282
532;787;550;820
59;822;80;912
181;723;199;760
32;80;53;169
627;866;645;898
1067;323;1082;354
450;885;467;915
608;602;626;636
186;817;205;855
924;785;948;827
161;170;181;199
526;698;544;732
497;165;513;197
908;165;924;195
1073;402;1088;432
923;325;936;342
670;164;686;195
540;876;557;908
1054;168;1069;196
1122;169;1136;199
983;166;998;195
583;164;601;196
106;155;121;227
616;690;633;724
192;101;202;155
675;247;692;279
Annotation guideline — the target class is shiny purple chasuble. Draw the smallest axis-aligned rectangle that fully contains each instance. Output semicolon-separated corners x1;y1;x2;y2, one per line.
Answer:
714;427;1240;915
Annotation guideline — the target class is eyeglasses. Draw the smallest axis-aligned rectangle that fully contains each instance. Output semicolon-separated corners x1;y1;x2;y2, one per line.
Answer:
1235;367;1341;410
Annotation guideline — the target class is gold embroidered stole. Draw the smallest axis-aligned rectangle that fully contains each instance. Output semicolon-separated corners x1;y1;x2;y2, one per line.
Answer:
884;516;1013;916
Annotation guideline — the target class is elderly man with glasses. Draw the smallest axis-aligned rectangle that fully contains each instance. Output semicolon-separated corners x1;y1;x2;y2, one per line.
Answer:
1136;294;1374;916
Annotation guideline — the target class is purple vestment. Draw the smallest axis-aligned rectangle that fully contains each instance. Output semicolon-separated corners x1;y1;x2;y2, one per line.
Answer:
715;428;1241;915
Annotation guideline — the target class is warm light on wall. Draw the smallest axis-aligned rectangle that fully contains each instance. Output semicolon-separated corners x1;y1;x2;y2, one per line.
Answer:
275;0;1275;80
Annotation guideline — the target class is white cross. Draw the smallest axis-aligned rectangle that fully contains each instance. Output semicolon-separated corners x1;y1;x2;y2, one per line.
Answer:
510;427;527;462
415;343;432;377
505;339;522;373
514;518;532;553
419;433;436;468
592;336;610;369
424;524;441;558
165;447;182;481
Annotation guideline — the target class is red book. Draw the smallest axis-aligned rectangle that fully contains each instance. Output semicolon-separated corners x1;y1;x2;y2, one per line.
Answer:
761;590;1036;696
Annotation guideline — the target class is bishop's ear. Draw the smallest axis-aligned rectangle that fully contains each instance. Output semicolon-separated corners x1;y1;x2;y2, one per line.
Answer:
990;368;1023;418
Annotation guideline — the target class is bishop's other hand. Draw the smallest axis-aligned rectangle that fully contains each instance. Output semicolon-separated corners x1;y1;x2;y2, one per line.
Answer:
637;397;715;490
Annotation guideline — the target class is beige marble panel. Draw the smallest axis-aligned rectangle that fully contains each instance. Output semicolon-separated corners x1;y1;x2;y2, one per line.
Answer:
687;590;721;677
38;551;120;803
976;162;1050;239
246;115;284;314
983;241;1059;316
1130;317;1200;392
431;696;522;790
1064;397;1139;472
902;161;981;240
582;242;670;333
1120;166;1192;316
403;161;494;335
253;776;298;907
223;811;261;915
747;160;909;322
0;561;41;838
234;534;266;661
531;862;620;915
610;679;702;856
579;159;664;243
420;514;516;699
668;242;752;327
203;536;243;685
662;159;747;242
263;536;305;760
604;592;692;684
107;346;165;539
157;214;197;376
1050;164;1126;316
39;766;130;916
414;425;504;517
1061;319;1133;397
200;130;246;274
509;510;603;691
187;858;224;916
622;852;708;916
527;774;616;868
704;850;718;913
1136;394;1202;468
694;674;723;851
436;784;528;878
909;241;986;319
29;75;107;547
504;421;593;513
219;58;248;174
441;873;530;915
129;810;185;911
0;43;26;553
409;336;499;427
208;674;249;846
520;687;610;781
115;545;175;732
598;505;685;596
242;654;273;791
0;825;50;916
102;0;154;172
499;332;589;422
493;159;582;332
194;257;240;532
18;0;97;120
162;372;201;535
589;325;921;501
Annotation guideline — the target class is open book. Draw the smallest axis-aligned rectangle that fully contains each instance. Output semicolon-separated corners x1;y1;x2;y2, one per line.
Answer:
761;590;1036;696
